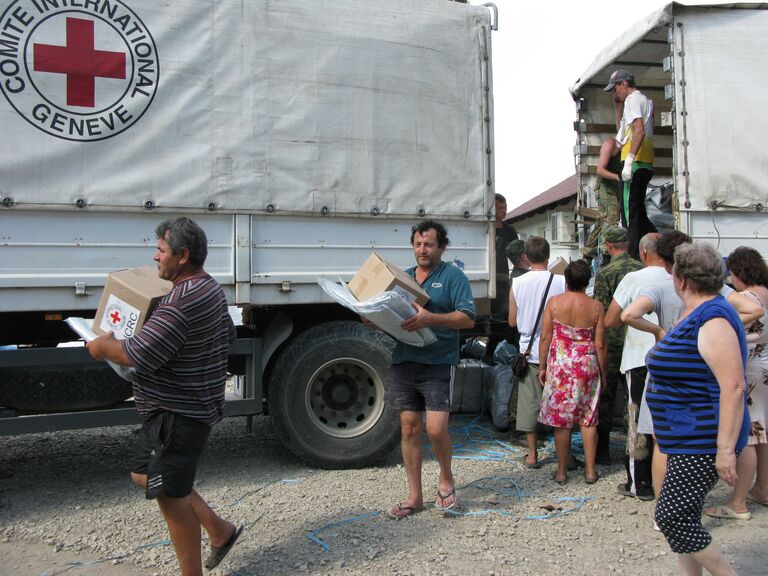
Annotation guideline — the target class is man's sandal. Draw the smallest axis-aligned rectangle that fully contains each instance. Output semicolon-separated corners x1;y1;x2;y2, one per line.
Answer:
204;525;243;570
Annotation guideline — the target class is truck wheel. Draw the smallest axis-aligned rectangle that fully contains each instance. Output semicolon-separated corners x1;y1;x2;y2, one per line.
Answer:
269;321;400;469
0;367;133;411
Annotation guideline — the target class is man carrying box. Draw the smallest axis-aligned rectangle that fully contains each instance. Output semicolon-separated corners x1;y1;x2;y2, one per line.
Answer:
386;220;476;518
87;217;240;575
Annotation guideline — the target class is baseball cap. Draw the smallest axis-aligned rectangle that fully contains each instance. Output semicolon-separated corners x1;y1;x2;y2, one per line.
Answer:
602;225;628;244
506;239;525;261
603;69;634;92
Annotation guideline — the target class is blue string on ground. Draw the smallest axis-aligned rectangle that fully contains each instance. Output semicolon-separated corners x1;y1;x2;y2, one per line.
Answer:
306;511;380;551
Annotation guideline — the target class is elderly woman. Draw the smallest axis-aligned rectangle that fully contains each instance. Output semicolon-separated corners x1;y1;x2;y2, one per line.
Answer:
538;260;606;485
705;247;768;520
647;243;750;576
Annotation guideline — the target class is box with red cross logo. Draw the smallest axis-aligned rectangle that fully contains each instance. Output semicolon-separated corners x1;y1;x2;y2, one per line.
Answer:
92;267;171;340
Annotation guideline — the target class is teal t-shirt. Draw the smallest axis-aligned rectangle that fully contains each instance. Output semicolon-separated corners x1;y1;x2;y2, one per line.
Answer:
392;261;476;365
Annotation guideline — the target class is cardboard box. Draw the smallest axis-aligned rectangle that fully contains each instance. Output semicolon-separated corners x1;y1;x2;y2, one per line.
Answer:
347;252;430;306
548;256;568;275
92;266;172;339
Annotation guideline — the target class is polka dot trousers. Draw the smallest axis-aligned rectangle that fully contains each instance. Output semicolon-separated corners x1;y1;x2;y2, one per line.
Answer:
655;453;719;554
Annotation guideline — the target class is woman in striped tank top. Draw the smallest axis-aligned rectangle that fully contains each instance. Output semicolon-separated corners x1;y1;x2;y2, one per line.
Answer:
646;243;750;576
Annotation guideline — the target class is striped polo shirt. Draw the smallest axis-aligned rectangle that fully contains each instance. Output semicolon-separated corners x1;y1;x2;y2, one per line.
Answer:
124;273;236;425
646;295;750;454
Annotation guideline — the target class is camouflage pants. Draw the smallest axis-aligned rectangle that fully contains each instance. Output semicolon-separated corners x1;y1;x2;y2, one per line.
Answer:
582;179;620;259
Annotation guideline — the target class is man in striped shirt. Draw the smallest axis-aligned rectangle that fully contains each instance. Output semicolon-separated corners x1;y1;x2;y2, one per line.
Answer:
88;217;240;575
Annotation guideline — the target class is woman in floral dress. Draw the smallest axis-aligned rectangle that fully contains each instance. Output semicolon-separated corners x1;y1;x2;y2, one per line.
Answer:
538;260;607;484
705;247;768;519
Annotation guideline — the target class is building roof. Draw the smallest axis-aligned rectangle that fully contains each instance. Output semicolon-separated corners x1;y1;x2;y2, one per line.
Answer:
505;174;578;222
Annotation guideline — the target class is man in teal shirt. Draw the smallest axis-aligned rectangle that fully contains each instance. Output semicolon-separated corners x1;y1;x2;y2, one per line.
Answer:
387;220;475;519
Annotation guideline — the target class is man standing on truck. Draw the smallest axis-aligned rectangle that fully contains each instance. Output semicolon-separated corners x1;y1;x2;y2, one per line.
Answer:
86;217;241;575
387;220;476;518
604;69;657;260
581;139;623;263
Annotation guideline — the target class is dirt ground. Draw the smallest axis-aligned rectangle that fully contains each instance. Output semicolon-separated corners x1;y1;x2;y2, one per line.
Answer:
1;415;766;576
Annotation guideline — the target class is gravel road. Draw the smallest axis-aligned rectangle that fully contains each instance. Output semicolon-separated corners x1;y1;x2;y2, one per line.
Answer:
1;414;766;576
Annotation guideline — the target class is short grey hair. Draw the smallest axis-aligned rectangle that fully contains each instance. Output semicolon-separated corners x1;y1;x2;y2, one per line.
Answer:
638;233;658;255
155;217;208;266
673;242;725;294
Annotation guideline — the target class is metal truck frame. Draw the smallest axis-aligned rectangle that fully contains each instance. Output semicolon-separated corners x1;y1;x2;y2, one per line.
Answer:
570;2;768;256
0;0;499;468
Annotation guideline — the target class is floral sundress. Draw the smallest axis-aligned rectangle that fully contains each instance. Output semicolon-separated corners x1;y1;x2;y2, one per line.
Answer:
538;307;601;428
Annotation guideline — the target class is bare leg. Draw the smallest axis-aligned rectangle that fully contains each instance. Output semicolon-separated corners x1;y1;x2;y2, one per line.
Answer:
157;494;203;576
709;446;754;515
553;427;570;482
525;431;539;466
425;410;455;507
399;411;425;509
580;424;598;481
131;473;235;548
652;443;667;499
676;541;738;576
190;491;236;547
750;443;768;502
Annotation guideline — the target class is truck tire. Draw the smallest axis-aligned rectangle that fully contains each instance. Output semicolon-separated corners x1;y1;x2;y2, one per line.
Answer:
0;367;133;411
269;321;400;469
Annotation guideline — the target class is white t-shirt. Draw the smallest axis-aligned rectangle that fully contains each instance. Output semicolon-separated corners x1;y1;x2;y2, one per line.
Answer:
613;266;669;373
512;270;566;364
641;281;734;332
617;90;654;146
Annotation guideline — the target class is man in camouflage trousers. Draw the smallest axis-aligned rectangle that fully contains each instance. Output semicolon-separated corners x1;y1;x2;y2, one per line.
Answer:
582;140;622;261
592;226;642;463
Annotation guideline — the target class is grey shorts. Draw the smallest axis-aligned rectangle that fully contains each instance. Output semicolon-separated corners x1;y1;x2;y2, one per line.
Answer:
516;362;543;432
386;362;452;412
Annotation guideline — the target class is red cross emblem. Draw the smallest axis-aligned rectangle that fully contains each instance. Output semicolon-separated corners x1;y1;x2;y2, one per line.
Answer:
33;17;126;108
110;310;122;325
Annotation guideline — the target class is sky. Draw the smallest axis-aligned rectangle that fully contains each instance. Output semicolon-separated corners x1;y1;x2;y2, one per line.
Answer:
477;0;724;210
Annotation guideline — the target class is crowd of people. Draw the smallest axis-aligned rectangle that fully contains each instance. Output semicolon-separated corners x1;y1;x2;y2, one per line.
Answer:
81;206;767;576
502;228;767;576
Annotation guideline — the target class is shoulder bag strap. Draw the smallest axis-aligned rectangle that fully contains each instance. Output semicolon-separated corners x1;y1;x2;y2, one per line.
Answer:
524;273;555;357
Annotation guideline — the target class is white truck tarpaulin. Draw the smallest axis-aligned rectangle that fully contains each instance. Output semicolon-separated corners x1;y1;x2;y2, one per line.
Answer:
0;0;492;218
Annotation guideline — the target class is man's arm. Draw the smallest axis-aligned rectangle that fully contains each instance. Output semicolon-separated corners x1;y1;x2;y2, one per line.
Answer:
537;300;555;384
508;289;518;328
620;295;665;341
401;304;474;332
604;298;624;329
86;332;135;366
595;304;608;386
629;117;645;156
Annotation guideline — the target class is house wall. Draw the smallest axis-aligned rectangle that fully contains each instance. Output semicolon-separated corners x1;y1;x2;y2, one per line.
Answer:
508;200;581;263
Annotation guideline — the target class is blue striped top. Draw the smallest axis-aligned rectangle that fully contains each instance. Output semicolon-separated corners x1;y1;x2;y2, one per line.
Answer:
646;295;750;454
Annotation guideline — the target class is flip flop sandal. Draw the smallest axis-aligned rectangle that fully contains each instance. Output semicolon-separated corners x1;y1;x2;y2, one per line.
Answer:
435;488;457;510
388;502;422;519
585;472;600;485
205;524;244;570
703;505;752;520
552;472;568;486
522;456;542;469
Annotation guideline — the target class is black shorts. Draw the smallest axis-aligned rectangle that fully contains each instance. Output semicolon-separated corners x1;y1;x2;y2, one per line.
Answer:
132;411;211;499
386;362;452;412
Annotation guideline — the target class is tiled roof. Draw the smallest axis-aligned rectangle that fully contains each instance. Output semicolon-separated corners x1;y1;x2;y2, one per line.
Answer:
505;174;578;222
